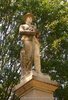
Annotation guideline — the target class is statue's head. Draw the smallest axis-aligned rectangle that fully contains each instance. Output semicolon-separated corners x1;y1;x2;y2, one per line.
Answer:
23;13;34;24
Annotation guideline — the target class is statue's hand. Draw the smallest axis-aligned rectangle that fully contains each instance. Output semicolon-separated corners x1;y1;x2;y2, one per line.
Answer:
36;34;41;39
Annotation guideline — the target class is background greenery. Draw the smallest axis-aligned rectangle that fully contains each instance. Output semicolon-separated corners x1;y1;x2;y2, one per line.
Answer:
0;0;68;100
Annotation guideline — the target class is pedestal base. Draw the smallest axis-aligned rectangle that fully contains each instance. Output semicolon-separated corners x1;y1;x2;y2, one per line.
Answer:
12;70;60;100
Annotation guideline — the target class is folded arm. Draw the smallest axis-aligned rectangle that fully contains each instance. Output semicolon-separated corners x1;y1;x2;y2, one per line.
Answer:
19;25;36;36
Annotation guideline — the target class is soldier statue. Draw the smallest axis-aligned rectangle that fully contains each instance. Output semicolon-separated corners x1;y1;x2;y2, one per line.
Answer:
19;13;41;79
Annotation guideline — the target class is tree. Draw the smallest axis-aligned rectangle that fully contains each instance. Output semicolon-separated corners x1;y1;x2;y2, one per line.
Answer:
0;0;68;100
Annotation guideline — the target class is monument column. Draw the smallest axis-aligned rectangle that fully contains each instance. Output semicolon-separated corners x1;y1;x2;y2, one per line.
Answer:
12;13;60;100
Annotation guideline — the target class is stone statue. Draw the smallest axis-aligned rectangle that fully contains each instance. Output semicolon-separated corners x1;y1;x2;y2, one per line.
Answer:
19;13;41;79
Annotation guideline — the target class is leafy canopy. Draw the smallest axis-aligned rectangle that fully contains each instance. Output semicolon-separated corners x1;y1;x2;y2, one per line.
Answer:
0;0;68;100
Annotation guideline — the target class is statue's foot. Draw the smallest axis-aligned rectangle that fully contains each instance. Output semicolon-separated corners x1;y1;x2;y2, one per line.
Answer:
35;70;41;74
20;75;25;80
26;71;31;75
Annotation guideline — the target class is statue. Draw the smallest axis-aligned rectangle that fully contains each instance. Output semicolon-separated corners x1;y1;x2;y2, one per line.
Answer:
19;13;41;79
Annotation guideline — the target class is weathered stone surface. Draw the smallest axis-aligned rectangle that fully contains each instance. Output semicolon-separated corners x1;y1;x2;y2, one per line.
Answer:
19;13;41;79
12;13;60;100
12;70;60;100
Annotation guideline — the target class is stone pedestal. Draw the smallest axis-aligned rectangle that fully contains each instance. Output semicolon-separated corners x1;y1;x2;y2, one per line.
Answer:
12;70;60;100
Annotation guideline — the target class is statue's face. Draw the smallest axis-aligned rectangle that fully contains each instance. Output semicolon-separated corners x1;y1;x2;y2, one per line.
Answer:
26;16;32;24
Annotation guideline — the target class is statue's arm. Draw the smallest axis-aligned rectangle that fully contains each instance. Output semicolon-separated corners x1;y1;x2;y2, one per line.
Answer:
19;25;36;36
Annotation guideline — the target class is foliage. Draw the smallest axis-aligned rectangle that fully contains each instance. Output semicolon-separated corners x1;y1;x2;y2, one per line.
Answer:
0;0;68;100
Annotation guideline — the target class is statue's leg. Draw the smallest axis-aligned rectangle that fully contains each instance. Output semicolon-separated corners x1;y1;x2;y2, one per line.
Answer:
20;48;26;79
34;40;41;72
24;41;33;72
